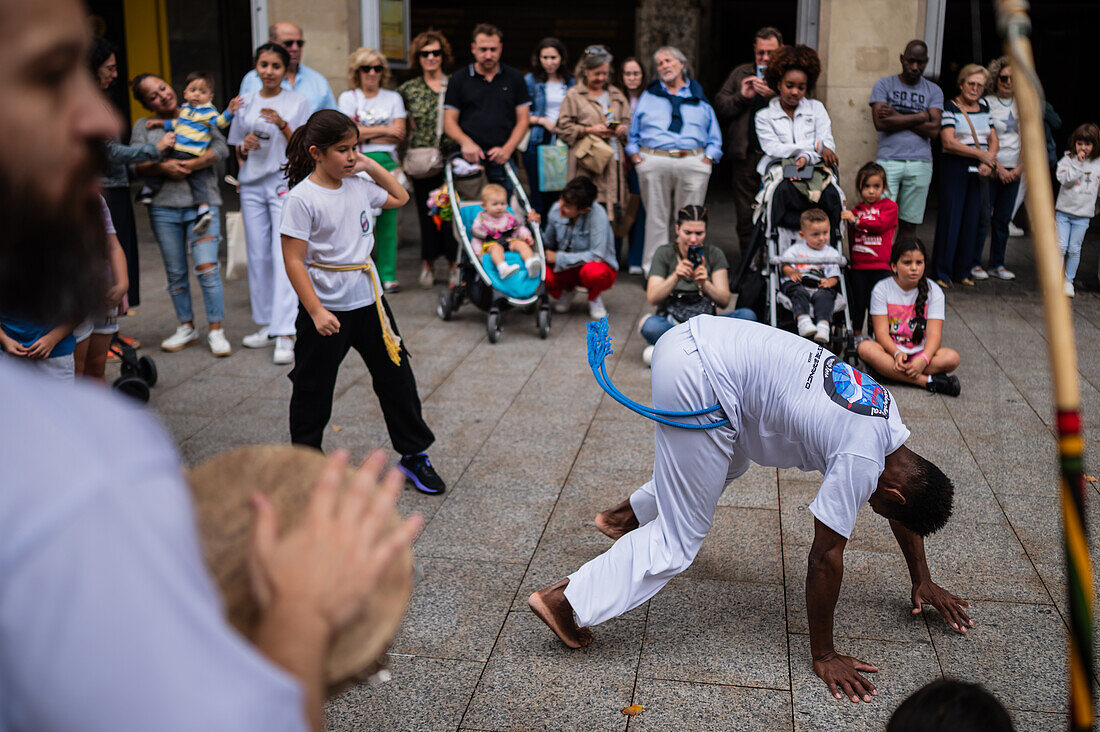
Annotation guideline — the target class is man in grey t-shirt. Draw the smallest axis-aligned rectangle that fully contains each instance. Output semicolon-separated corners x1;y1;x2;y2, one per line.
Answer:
869;40;944;238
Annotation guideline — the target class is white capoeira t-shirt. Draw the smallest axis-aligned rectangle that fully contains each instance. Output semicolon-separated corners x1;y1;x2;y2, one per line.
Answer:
688;316;911;538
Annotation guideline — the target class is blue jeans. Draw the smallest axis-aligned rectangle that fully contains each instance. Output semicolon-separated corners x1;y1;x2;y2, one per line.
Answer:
148;205;225;324
640;309;756;346
1057;210;1091;283
626;163;646;269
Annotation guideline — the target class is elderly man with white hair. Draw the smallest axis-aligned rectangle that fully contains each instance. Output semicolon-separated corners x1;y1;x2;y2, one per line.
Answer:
627;46;722;274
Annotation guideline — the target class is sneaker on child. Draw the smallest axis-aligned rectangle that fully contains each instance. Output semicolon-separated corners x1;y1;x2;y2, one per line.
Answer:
642;344;654;367
193;206;212;236
418;267;434;289
398;453;446;495
161;324;199;352
497;261;520;279
524;256;542;278
207;328;231;357
814;320;830;344
927;373;961;397
1065;281;1076;298
273;336;294;365
797;315;816;338
242;326;272;348
588;296;607;320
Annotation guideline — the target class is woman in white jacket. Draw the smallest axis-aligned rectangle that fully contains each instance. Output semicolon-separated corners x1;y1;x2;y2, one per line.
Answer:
754;44;842;239
1056;123;1100;297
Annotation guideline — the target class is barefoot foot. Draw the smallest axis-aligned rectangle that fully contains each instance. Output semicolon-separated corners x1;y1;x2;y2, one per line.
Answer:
528;579;593;648
595;499;639;540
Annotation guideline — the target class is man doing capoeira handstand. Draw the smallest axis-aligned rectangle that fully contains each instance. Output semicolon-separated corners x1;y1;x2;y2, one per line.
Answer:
530;316;971;703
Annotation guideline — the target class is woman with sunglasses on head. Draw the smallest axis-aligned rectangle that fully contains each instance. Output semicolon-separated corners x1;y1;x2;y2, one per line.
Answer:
339;48;407;293
228;43;311;365
398;30;461;290
971;56;1021;282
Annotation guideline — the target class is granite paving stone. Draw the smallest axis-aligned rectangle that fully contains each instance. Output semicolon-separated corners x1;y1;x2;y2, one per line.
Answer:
627;678;793;731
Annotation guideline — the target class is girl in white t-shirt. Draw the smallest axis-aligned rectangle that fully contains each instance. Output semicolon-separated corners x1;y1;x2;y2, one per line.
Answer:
856;238;962;396
228;43;312;364
279;109;446;495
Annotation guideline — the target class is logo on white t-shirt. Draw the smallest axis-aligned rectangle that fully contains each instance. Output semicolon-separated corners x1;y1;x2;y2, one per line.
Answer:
822;357;890;418
360;210;371;234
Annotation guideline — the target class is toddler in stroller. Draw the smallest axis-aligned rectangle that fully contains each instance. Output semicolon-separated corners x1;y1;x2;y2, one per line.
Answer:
779;208;843;344
471;184;541;280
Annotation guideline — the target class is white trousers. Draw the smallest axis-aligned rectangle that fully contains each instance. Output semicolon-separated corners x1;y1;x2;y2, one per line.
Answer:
241;175;297;336
564;325;748;627
636;152;712;273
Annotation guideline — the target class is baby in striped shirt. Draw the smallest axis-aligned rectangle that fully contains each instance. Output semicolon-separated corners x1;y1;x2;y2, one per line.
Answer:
142;72;243;234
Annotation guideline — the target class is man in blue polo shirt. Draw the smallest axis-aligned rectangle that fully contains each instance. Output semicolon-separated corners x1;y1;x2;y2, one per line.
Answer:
239;22;337;114
443;23;531;194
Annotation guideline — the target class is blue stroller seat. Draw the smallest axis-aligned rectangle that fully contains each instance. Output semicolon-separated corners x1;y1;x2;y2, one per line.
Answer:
458;204;541;300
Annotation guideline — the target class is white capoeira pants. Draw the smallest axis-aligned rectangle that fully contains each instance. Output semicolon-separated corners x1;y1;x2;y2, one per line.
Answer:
241;174;297;336
564;324;748;627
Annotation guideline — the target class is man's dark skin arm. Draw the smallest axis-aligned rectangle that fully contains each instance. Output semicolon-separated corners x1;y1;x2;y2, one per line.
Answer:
871;103;942;139
888;519;972;631
807;519;880;703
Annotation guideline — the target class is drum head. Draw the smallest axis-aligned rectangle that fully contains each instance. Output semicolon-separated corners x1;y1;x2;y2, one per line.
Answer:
188;445;412;693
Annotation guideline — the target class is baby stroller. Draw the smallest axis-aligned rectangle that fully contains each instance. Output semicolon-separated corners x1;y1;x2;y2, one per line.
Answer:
110;334;158;402
436;154;550;343
743;162;858;364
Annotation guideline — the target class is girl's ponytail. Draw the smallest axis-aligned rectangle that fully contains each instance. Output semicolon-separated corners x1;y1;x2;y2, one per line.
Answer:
890;237;929;343
281;109;360;188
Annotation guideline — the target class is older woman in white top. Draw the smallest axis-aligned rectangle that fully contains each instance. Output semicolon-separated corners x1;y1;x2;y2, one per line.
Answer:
338;47;407;291
754;44;841;237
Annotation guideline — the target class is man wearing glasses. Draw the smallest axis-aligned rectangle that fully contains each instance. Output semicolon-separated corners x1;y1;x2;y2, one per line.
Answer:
869;40;943;239
239;22;338;114
443;23;531;195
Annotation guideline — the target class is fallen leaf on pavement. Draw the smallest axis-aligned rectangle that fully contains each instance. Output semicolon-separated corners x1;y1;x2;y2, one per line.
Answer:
332;425;343;432
621;704;643;716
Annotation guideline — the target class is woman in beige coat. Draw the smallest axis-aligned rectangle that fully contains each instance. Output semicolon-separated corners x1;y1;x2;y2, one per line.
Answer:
555;45;631;227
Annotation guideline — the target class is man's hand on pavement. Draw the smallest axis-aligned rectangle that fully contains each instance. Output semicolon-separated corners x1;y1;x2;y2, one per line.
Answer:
911;579;973;633
813;651;879;703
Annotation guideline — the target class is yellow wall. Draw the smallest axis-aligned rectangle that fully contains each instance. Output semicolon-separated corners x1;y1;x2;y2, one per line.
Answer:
123;0;171;126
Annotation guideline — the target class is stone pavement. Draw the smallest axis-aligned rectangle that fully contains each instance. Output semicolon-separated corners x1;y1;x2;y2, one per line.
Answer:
118;196;1100;731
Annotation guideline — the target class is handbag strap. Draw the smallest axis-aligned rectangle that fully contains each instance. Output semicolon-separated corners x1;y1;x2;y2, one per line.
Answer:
433;78;447;145
955;100;983;151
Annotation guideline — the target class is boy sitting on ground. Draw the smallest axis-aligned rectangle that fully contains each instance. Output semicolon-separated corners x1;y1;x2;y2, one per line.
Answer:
143;72;242;234
779;208;842;344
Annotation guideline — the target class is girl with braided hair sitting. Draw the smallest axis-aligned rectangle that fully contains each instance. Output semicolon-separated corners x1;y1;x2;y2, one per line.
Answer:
857;238;961;395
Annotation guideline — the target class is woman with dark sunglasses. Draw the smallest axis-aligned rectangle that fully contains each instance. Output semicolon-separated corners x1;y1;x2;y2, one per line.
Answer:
339;47;407;292
398;30;461;289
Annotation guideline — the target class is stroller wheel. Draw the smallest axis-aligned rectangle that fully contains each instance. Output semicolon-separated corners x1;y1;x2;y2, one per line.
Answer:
137;355;158;386
113;375;150;403
537;307;551;339
120;358;138;378
486;310;502;343
437;290;454;321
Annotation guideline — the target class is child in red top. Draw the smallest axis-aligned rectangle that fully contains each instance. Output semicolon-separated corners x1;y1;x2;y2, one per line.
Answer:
842;162;898;335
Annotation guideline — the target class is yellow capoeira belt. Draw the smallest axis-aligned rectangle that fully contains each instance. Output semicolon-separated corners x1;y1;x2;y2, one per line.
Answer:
306;259;402;365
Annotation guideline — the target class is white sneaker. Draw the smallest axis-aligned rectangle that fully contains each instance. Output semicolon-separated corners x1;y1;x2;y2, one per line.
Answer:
1065;281;1076;298
161;324;198;352
628;265;644;276
991;266;1016;280
814;320;831;344
970;266;990;280
273;336;294;364
207;328;231;357
797;316;816;338
383;280;401;294
524;256;542;278
497;261;520;279
642;344;654;367
1009;223;1026;237
588;296;608;320
242;326;272;348
418;267;434;290
552;291;574;314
